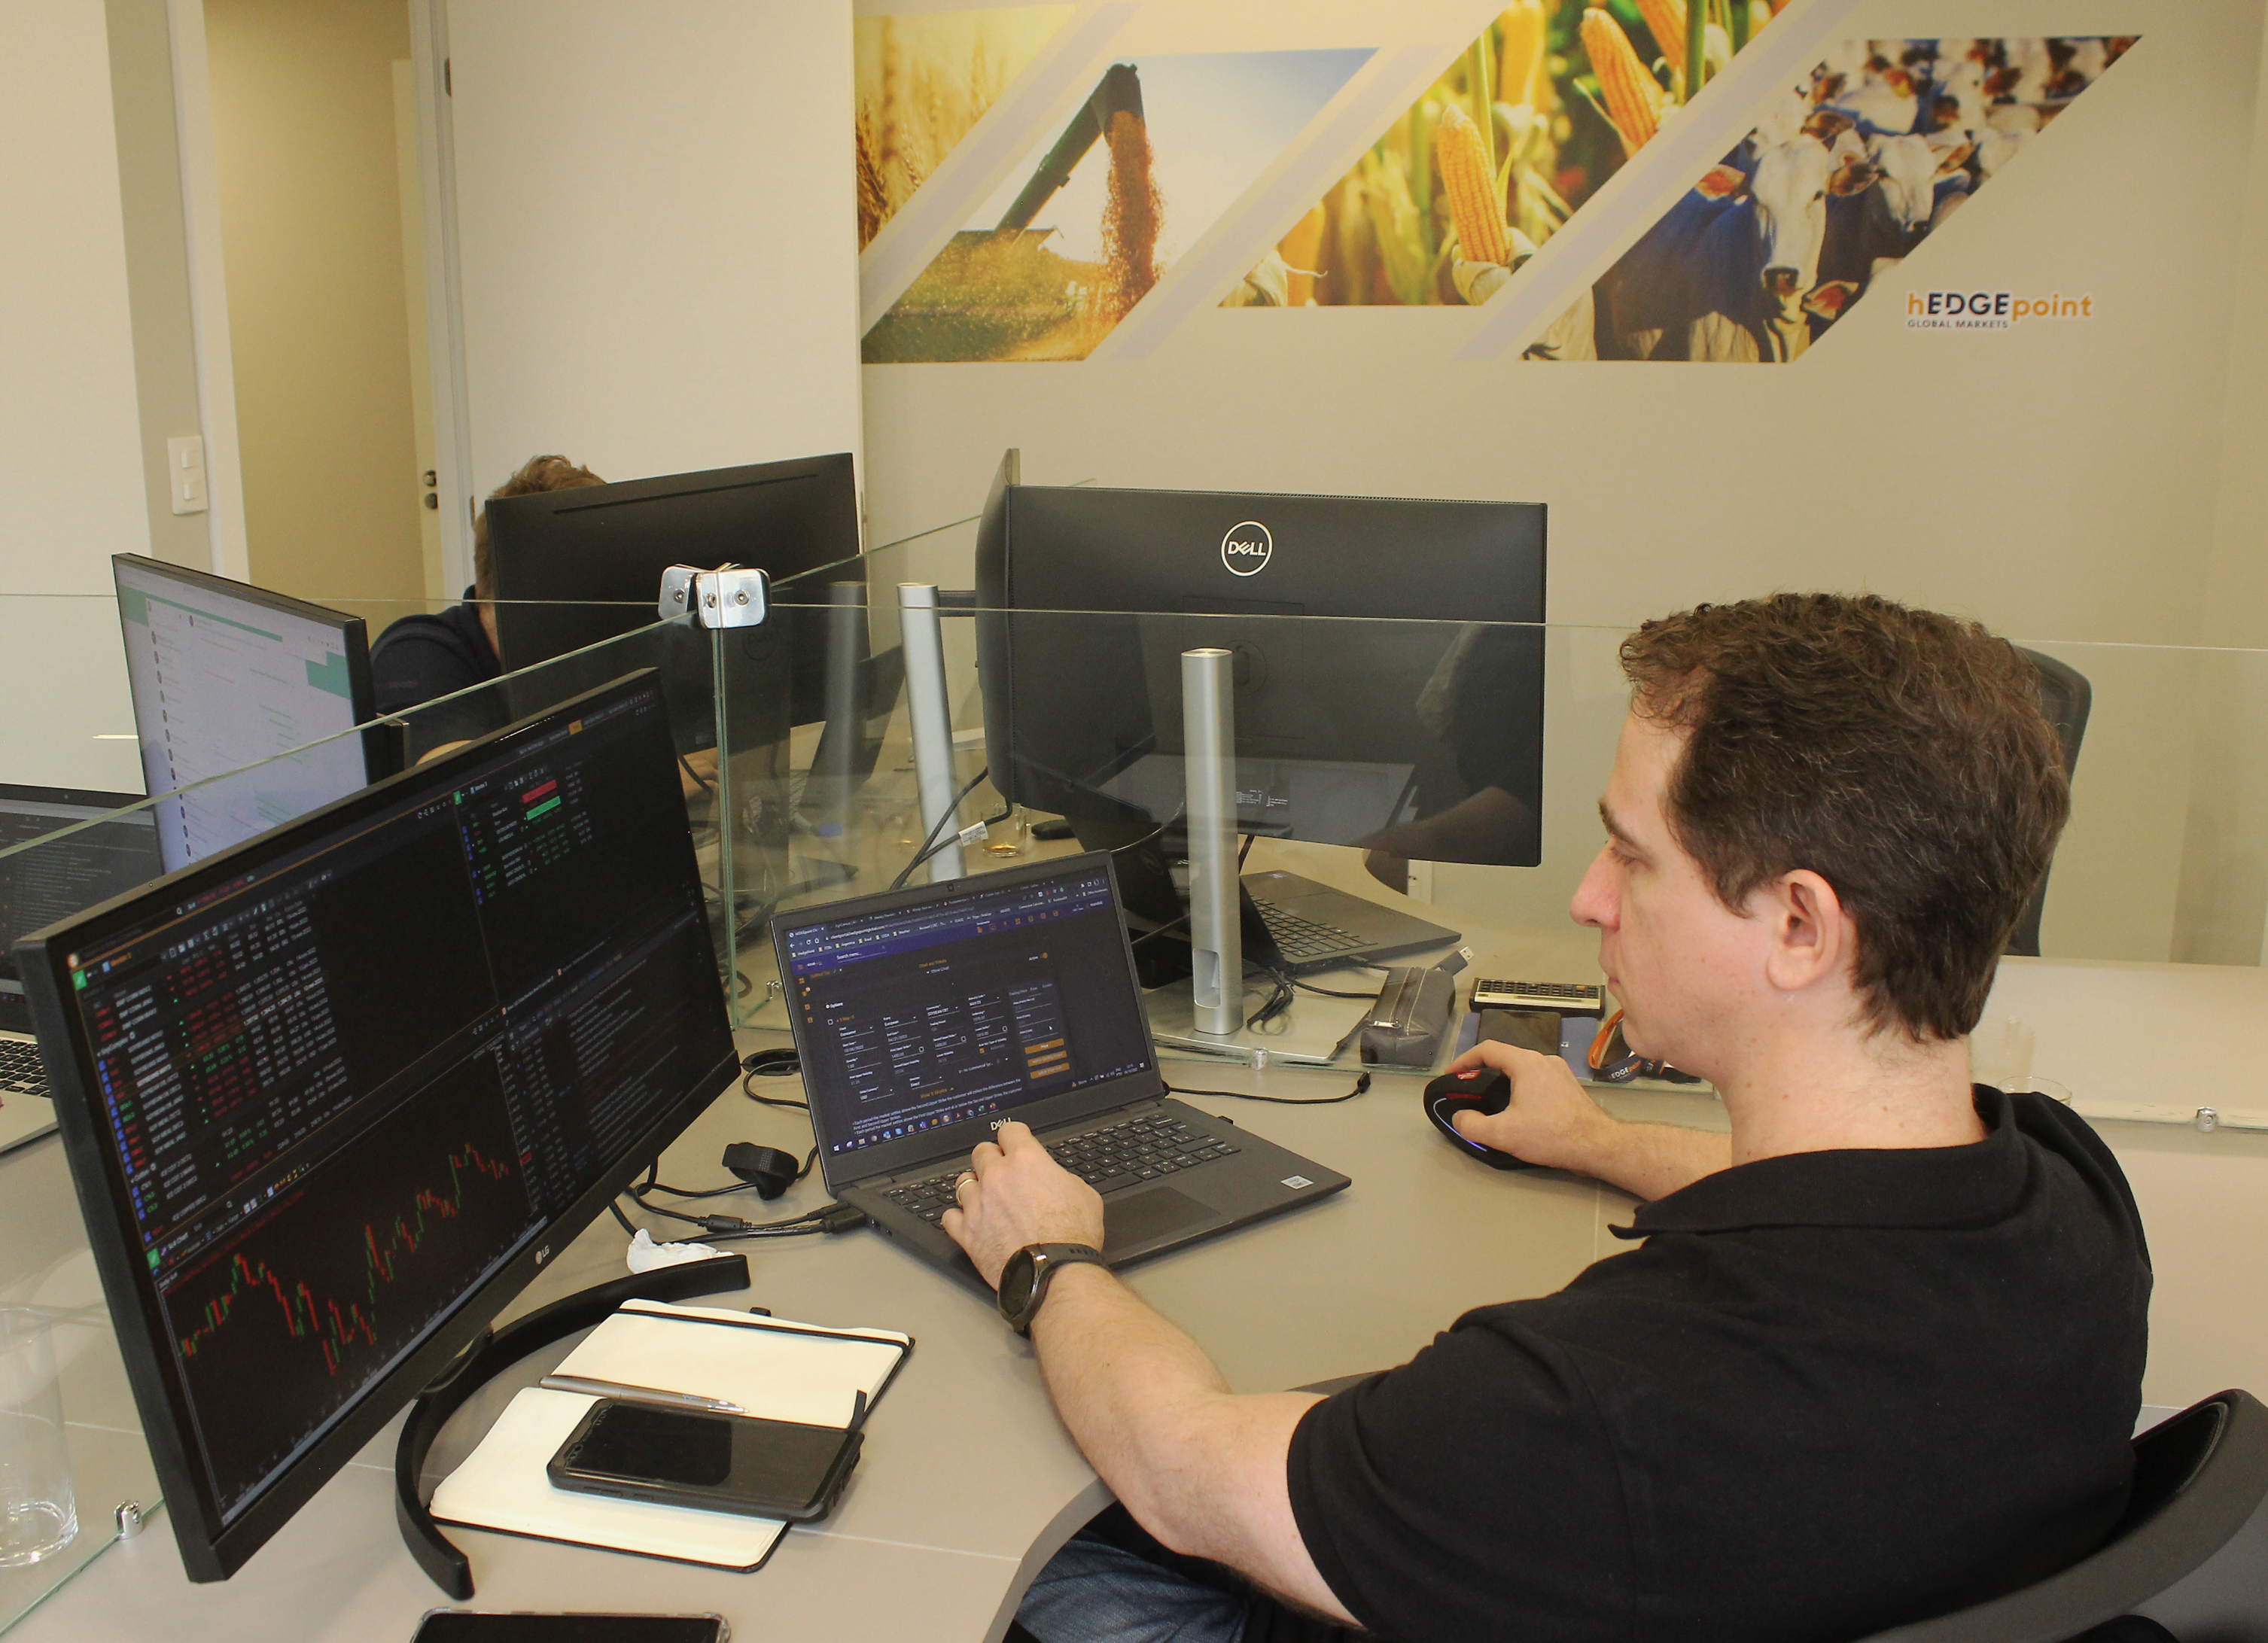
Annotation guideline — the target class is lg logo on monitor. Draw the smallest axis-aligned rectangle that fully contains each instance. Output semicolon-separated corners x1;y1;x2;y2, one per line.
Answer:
1221;521;1272;576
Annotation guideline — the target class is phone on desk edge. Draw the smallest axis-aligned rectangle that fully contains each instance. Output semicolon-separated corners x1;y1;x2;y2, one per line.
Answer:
411;1614;725;1642
546;1398;863;1521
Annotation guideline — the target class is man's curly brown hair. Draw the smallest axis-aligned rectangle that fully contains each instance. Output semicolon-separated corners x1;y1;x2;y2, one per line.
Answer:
471;454;606;598
1620;593;2070;1042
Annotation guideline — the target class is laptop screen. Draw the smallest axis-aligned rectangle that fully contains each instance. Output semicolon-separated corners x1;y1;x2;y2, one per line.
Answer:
778;855;1157;1165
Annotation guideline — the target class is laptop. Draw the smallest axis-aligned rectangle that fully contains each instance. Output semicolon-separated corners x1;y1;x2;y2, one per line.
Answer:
0;785;163;1153
1244;870;1460;975
773;851;1351;1295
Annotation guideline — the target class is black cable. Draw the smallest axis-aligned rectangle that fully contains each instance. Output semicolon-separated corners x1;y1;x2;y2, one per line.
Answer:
741;1051;808;1110
1295;978;1382;1000
889;765;991;891
607;1200;639;1236
678;753;717;795
1166;1073;1372;1106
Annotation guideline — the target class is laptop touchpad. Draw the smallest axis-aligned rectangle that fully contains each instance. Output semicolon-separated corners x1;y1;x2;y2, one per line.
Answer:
1105;1186;1215;1250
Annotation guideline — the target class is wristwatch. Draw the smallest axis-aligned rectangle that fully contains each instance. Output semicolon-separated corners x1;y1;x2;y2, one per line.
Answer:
997;1243;1107;1336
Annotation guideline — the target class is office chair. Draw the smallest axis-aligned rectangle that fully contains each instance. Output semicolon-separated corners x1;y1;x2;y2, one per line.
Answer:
1855;1388;2268;1643
2008;647;2092;957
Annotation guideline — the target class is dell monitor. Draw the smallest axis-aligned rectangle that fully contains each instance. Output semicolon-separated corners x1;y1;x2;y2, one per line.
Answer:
12;671;739;1581
485;453;863;676
973;467;1547;869
112;555;393;871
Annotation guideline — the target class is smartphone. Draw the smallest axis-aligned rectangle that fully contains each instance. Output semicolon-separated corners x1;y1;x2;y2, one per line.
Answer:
411;1614;726;1642
546;1398;861;1520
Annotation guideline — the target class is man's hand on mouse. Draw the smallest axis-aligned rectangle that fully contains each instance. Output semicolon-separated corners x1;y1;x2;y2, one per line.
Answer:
1445;1042;1618;1173
940;1121;1105;1291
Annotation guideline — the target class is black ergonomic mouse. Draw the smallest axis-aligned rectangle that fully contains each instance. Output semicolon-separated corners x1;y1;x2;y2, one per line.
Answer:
1423;1067;1536;1171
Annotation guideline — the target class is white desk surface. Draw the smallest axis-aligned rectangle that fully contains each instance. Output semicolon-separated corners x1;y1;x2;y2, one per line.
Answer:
3;1033;1688;1643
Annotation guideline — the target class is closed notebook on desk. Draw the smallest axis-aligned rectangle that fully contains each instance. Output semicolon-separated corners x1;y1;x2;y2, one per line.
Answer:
430;1300;912;1569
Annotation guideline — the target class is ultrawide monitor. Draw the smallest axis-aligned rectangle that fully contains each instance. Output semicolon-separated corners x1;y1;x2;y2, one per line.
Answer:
13;671;739;1581
974;468;1547;869
111;555;391;872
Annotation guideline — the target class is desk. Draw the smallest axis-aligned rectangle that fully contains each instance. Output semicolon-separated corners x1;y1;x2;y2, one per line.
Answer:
0;1038;1693;1642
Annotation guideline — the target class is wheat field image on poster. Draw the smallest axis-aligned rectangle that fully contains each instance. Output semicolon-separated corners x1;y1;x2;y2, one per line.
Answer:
1534;35;2136;362
1223;0;1785;313
863;49;1371;363
856;8;1076;251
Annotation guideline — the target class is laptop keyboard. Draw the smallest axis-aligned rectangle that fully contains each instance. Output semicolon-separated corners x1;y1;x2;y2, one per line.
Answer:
884;1114;1241;1228
0;1041;47;1098
1253;901;1366;962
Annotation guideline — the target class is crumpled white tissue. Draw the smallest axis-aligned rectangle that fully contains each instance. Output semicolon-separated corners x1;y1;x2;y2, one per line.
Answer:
626;1228;722;1273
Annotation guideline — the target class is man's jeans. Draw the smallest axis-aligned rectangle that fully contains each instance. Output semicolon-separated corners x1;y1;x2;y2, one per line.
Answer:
1016;1532;1249;1643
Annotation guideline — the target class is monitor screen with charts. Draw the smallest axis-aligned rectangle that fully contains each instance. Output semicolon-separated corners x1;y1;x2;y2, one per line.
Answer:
112;555;391;872
778;856;1157;1169
14;671;738;1581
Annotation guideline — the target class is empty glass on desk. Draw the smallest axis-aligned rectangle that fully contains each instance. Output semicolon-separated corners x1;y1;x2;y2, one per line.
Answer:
0;1310;75;1568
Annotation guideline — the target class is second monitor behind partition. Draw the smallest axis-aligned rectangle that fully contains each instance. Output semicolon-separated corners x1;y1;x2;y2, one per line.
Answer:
974;469;1547;872
111;555;393;871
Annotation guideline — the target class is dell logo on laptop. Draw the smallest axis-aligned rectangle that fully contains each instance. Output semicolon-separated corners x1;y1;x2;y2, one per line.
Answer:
1221;522;1272;576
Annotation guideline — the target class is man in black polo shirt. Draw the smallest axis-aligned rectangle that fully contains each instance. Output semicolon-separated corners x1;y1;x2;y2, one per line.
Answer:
371;454;604;759
944;594;2151;1642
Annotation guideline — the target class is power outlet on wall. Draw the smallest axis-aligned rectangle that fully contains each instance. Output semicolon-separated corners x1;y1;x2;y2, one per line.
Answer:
166;435;208;515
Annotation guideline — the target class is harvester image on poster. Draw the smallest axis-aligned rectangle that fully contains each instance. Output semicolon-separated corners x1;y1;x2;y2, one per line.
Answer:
863;48;1367;362
1532;35;2136;361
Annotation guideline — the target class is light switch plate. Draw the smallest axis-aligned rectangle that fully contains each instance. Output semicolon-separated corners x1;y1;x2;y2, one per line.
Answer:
166;435;208;515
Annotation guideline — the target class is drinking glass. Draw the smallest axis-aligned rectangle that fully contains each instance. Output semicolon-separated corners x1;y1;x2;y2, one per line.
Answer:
0;1308;77;1567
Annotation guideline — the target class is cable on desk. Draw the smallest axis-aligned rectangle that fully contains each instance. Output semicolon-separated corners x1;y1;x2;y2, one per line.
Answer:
1166;1072;1372;1106
888;766;994;891
741;1049;807;1110
679;753;717;796
1294;978;1381;1000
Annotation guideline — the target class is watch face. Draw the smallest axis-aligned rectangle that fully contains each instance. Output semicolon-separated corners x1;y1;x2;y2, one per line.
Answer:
999;1249;1039;1319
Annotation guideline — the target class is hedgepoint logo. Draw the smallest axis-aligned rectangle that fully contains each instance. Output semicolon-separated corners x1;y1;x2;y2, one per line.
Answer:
1222;521;1272;576
1907;290;2096;332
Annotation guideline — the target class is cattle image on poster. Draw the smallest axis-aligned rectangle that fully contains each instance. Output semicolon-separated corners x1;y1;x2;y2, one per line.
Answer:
1536;36;2136;363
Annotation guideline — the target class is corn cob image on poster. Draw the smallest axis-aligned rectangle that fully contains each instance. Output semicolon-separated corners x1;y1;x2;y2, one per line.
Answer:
1527;35;2138;362
1222;0;1787;312
863;48;1370;363
857;9;1078;252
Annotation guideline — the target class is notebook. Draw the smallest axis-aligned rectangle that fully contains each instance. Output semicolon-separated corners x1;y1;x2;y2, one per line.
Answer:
430;1300;910;1570
771;851;1350;1297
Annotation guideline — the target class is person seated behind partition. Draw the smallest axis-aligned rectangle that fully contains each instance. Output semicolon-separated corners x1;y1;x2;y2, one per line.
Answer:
372;454;605;761
946;593;2152;1643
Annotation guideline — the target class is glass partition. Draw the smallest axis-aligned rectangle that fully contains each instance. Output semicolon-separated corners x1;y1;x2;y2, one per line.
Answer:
729;555;2268;1128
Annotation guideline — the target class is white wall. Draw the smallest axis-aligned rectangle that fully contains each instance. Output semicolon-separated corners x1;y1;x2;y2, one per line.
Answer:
448;0;866;522
0;0;153;791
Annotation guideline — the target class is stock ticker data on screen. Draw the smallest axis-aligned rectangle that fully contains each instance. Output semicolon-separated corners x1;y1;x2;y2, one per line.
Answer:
62;692;729;1520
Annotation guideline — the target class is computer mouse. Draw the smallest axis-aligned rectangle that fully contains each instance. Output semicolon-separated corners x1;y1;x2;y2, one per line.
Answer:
1423;1067;1536;1172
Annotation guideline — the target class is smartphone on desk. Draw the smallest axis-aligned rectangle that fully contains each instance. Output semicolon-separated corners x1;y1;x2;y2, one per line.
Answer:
412;1614;726;1642
546;1398;862;1521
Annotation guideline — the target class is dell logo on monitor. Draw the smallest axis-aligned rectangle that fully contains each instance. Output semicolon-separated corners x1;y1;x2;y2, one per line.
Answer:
1221;522;1272;576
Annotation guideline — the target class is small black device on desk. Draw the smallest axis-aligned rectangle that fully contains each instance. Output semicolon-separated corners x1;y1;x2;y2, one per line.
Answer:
547;1398;863;1521
412;1613;726;1642
1423;1066;1534;1171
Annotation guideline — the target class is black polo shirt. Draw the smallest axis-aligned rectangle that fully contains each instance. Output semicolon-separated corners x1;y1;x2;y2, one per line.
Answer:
1286;1089;2151;1643
371;592;503;760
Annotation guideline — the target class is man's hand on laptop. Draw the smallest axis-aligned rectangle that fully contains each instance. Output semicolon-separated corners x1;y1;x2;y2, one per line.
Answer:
942;1121;1104;1290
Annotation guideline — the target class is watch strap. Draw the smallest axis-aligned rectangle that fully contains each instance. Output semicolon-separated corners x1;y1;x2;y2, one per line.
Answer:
1003;1243;1107;1335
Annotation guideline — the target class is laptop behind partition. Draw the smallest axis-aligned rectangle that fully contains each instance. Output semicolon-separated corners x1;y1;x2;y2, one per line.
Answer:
774;852;1350;1295
0;786;163;1152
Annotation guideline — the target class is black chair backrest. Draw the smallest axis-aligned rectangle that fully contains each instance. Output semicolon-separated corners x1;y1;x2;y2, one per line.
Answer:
2007;648;2093;957
1855;1389;2268;1643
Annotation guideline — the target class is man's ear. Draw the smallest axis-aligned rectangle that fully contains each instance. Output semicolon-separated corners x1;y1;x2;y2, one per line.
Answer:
1757;869;1852;994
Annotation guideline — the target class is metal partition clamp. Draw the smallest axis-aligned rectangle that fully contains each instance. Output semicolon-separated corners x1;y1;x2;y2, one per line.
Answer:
1183;647;1243;1035
659;564;769;628
898;583;966;884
